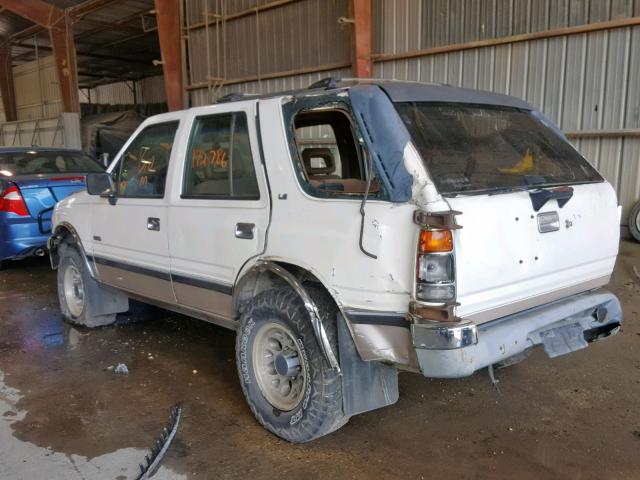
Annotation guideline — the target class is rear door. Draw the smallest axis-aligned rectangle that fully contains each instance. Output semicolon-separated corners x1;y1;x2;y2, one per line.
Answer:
167;101;269;319
91;119;181;304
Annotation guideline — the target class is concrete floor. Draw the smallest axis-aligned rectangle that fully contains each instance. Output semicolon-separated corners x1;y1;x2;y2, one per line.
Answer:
1;242;639;479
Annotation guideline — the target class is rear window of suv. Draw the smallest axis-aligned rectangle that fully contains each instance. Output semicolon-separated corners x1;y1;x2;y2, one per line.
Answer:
395;102;603;195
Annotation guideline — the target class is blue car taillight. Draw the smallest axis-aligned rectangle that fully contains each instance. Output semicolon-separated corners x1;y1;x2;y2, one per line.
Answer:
0;185;29;216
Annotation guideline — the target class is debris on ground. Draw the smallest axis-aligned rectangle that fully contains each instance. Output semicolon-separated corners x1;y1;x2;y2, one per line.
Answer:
633;266;640;282
137;404;183;480
114;363;129;375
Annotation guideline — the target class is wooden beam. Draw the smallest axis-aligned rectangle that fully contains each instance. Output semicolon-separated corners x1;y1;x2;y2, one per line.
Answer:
49;12;80;113
0;42;17;121
351;0;372;78
154;0;183;111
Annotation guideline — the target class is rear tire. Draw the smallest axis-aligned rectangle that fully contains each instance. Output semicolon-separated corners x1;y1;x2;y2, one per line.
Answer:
57;242;128;327
629;200;640;243
236;286;346;443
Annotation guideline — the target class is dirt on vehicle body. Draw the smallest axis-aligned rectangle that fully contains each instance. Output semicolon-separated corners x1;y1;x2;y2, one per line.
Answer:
49;79;622;442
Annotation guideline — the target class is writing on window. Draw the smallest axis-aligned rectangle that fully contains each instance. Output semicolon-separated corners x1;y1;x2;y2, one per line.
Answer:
183;112;260;199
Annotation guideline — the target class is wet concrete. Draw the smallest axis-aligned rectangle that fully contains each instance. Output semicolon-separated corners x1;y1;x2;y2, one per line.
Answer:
1;243;640;479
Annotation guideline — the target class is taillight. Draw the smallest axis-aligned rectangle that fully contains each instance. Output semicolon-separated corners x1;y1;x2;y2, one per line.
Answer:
0;185;29;216
416;229;455;303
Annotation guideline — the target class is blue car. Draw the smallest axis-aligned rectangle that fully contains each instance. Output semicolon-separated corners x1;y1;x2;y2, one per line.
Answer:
0;148;104;269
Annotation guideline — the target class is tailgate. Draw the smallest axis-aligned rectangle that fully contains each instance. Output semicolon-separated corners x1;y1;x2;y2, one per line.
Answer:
448;182;619;323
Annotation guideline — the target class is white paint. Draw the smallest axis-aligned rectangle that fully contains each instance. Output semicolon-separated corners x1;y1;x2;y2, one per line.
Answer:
448;181;620;321
0;371;186;480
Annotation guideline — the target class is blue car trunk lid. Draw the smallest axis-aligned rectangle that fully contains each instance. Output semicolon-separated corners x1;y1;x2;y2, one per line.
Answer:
14;173;85;223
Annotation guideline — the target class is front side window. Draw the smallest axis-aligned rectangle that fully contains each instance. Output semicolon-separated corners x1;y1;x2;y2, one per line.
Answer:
115;122;178;198
183;112;259;199
396;102;603;195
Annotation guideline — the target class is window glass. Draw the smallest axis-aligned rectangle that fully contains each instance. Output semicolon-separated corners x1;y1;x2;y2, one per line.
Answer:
0;150;103;176
115;122;178;197
395;103;603;195
293;110;383;198
183;112;259;199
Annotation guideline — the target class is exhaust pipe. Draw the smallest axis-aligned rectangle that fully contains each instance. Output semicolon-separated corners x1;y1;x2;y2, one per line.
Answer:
34;248;46;257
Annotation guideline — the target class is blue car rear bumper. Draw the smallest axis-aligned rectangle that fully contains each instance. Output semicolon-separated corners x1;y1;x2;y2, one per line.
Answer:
0;213;49;261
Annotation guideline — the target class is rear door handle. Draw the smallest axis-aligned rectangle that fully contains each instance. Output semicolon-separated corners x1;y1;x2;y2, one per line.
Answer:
147;217;160;231
235;223;255;239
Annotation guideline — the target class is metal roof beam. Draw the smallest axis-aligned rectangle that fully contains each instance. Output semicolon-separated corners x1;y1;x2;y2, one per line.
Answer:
0;0;63;28
0;41;17;121
154;0;182;110
351;0;372;78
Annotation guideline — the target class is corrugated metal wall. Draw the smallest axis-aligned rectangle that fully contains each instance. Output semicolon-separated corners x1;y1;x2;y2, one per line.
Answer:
12;55;64;121
185;0;351;105
372;0;640;223
80;75;167;106
85;81;136;104
179;0;640;224
138;75;167;104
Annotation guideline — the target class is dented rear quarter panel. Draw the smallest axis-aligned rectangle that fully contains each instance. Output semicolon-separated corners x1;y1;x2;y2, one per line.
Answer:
257;98;418;314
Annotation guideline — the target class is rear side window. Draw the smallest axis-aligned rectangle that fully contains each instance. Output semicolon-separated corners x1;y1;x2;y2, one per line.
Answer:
0;151;103;176
183;112;260;199
293;109;385;199
396;103;603;195
115;121;178;198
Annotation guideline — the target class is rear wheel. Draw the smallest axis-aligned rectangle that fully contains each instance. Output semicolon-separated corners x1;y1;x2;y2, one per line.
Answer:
57;242;128;327
629;200;640;243
236;286;346;443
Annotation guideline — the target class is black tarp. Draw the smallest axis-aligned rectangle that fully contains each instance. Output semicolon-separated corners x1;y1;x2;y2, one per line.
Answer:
81;110;145;161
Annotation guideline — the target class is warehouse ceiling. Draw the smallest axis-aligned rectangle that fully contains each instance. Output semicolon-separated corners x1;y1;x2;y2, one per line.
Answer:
1;0;162;88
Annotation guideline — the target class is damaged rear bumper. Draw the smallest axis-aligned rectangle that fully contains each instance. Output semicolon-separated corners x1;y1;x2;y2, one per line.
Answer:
412;288;622;378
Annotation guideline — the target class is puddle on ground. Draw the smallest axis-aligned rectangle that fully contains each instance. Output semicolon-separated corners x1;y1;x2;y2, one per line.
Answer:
0;370;186;480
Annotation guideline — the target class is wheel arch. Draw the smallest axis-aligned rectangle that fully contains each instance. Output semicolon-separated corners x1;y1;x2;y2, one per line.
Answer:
48;222;97;278
233;259;343;369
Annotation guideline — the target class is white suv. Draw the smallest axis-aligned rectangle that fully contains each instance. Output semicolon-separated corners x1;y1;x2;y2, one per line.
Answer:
49;79;623;442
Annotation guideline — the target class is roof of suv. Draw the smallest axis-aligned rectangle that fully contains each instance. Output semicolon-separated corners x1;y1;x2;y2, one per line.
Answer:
215;78;532;110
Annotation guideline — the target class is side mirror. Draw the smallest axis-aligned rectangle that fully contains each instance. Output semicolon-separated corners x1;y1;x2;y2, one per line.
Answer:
86;172;117;205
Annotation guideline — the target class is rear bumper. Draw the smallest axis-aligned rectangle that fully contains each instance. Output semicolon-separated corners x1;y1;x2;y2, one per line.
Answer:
412;289;622;378
0;216;48;261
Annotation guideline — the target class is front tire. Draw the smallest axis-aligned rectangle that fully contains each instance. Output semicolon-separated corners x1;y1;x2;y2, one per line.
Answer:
57;243;128;327
629;200;640;243
236;287;346;443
